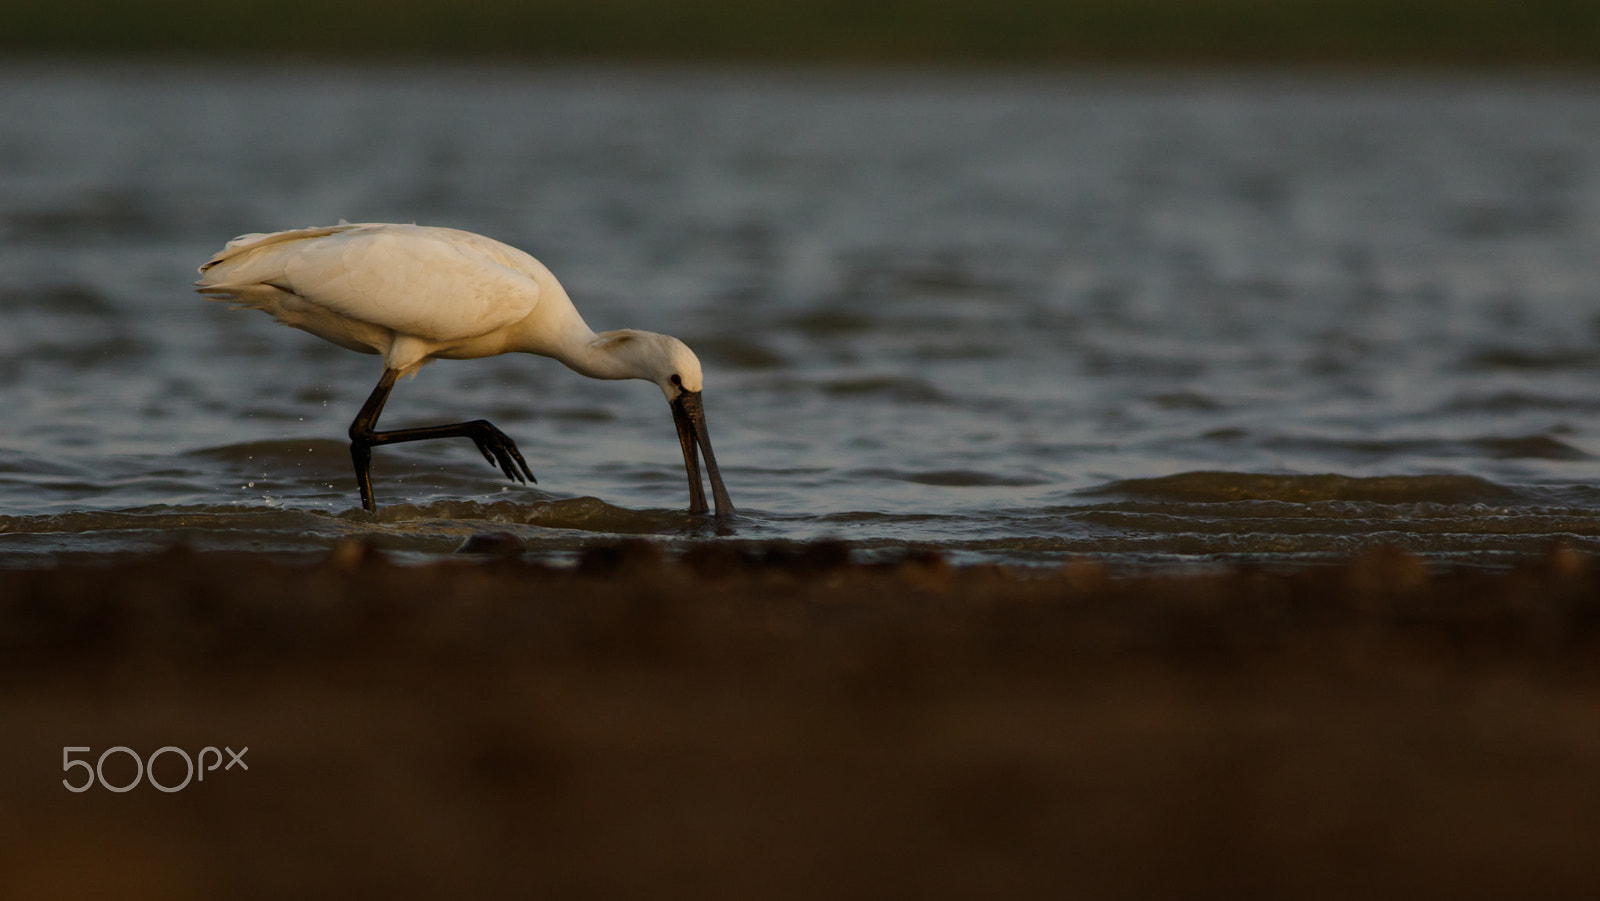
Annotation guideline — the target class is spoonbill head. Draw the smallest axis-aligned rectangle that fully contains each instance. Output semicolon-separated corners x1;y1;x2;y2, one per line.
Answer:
194;222;734;517
581;329;732;517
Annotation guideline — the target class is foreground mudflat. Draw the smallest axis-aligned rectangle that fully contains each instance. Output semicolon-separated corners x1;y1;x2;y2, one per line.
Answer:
3;543;1600;899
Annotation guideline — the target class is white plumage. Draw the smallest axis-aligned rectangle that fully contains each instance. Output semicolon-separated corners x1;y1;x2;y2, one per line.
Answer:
195;223;734;516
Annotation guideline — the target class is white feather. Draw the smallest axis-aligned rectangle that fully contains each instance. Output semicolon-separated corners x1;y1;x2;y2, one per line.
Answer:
196;224;548;361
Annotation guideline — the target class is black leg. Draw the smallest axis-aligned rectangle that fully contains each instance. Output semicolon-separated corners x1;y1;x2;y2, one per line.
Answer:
348;368;535;512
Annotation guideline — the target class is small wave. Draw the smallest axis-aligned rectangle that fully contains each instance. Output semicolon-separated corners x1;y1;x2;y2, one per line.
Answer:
0;505;348;537
1148;391;1222;411
858;468;1050;487
1442;391;1600;414
0;283;118;315
4;191;162;242
819;376;947;403
350;496;700;534
690;336;789;370
1247;433;1590;462
1091;471;1523;505
786;309;875;336
184;441;356;483
937;531;1600;567
0;496;720;562
30;335;151;366
1464;347;1600;372
1472;435;1591;461
185;438;353;465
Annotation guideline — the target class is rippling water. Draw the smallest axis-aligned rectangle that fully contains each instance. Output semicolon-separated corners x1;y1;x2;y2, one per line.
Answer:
5;63;1600;567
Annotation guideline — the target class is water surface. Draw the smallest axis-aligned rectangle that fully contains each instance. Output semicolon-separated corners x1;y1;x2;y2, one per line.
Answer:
5;64;1600;567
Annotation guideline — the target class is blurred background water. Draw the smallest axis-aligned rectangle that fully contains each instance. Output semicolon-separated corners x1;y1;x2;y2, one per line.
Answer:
4;63;1600;567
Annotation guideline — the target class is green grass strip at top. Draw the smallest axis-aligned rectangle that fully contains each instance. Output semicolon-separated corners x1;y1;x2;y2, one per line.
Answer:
5;0;1600;63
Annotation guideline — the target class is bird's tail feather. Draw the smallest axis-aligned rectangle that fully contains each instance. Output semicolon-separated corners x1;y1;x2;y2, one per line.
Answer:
193;281;292;310
197;223;363;274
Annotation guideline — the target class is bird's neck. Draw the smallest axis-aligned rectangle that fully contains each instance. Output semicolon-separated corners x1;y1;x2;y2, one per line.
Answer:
559;329;648;381
503;281;652;382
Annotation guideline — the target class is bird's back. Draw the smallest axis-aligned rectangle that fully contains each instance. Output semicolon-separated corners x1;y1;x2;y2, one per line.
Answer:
196;223;549;344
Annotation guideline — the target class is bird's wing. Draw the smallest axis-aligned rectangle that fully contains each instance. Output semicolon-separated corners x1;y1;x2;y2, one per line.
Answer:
197;224;543;343
198;224;359;273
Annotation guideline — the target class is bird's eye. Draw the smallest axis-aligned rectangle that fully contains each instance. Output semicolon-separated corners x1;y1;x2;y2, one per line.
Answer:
670;373;683;387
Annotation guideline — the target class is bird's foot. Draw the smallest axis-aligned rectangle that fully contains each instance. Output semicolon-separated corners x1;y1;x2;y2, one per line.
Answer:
466;420;536;484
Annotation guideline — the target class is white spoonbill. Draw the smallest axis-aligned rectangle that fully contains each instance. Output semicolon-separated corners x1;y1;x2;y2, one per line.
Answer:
194;222;734;517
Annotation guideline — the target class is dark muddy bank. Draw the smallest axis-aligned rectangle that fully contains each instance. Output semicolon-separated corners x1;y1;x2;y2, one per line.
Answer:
4;542;1600;899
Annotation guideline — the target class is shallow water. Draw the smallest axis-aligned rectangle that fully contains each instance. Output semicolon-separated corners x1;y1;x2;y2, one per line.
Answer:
5;63;1600;568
